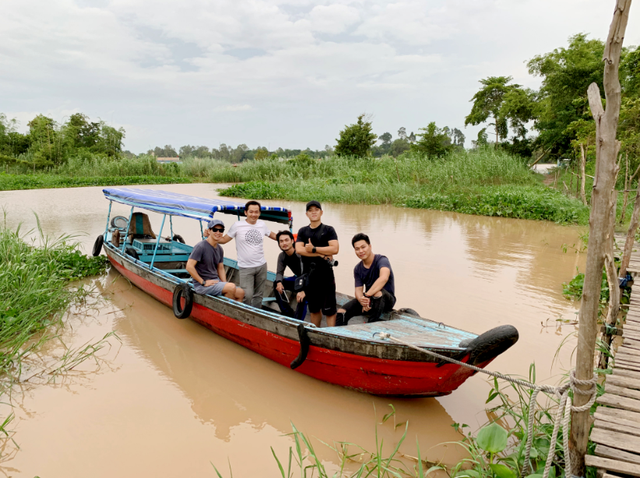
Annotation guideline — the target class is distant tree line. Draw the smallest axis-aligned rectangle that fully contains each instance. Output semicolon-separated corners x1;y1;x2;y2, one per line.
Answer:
148;144;334;163
0;113;124;167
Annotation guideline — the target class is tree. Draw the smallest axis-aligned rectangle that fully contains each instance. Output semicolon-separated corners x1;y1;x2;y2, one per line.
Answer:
465;76;514;144
28;115;63;165
397;127;407;140
411;122;453;158
451;128;465;148
335;114;377;157
389;138;410;157
179;145;195;157
254;147;269;161
527;34;606;158
379;132;392;145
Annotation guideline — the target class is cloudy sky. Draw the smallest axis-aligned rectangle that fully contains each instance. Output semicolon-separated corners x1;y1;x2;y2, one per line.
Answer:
1;0;639;153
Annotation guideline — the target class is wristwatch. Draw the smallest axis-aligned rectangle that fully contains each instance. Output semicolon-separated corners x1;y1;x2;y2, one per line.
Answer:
201;280;205;286
312;247;317;253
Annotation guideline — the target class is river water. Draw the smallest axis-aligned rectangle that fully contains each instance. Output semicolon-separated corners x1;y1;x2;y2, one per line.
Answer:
0;184;586;477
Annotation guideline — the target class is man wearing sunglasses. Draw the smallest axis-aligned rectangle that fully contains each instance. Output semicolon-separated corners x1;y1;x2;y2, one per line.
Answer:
186;219;245;301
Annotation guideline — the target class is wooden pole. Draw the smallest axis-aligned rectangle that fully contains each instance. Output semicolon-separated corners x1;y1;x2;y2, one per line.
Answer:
580;143;588;205
569;1;632;474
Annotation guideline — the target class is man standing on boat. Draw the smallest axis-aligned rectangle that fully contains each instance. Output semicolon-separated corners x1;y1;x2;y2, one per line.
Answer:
295;201;339;327
336;233;396;326
187;219;245;301
274;230;306;320
218;201;276;308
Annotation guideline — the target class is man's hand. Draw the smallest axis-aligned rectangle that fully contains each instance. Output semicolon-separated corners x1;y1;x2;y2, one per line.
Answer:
305;239;315;253
276;282;284;294
358;295;371;311
203;279;220;287
297;291;306;303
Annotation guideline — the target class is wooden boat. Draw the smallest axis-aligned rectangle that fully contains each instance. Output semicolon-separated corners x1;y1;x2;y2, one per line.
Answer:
96;187;518;397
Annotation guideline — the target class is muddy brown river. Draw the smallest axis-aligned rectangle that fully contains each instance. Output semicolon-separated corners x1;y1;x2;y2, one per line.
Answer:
0;184;586;477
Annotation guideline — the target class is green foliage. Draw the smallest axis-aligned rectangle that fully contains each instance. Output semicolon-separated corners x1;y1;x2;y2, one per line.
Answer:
0;217;109;389
411;122;454;158
0;172;191;191
335;114;377;158
527;34;606;158
404;185;589;224
219;181;287;199
465;76;534;145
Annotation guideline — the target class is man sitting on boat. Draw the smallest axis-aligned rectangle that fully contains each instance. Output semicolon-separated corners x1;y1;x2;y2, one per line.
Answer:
274;230;306;320
336;233;396;326
186;219;245;301
296;201;339;327
218;201;277;309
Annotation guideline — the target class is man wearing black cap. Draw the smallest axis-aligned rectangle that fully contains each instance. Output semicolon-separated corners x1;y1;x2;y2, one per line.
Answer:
295;201;339;327
186;219;245;301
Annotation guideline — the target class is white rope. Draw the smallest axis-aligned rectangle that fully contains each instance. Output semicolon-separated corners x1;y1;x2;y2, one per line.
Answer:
373;332;598;478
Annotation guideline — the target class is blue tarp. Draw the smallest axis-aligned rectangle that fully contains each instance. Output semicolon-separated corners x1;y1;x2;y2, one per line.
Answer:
103;187;292;224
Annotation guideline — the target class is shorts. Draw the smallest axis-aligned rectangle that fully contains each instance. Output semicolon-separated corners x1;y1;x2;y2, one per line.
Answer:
193;281;228;297
305;270;337;316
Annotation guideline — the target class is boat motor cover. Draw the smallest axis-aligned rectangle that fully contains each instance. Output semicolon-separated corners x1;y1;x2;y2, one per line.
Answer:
103;187;292;225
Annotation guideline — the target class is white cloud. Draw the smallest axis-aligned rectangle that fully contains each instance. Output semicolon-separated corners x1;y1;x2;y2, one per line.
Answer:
0;0;638;151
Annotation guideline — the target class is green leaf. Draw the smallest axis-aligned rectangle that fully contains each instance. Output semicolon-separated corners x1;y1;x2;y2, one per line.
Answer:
489;464;516;478
476;423;508;453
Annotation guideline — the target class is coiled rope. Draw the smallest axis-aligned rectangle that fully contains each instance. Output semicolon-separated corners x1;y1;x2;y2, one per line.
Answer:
373;332;598;478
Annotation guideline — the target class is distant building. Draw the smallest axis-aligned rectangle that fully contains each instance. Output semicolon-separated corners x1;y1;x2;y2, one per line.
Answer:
156;157;181;164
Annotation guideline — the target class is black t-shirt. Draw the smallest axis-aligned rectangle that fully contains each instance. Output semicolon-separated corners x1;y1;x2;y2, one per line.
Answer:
296;223;338;274
354;254;395;297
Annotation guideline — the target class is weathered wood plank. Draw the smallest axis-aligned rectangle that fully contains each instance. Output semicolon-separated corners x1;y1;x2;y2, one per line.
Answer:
596;407;640;429
597;393;640;412
606;373;640;391
615;361;640;373
585;454;640;476
618;346;640;357
614;368;640;381
594;418;640;437
606;383;640;401
596;444;640;465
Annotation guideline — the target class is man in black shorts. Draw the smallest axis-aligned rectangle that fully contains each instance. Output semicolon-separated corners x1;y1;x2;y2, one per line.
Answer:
274;230;306;319
295;201;339;327
336;233;396;326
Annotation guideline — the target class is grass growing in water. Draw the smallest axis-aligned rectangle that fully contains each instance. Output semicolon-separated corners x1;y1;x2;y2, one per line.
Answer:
0;217;108;388
216;149;589;224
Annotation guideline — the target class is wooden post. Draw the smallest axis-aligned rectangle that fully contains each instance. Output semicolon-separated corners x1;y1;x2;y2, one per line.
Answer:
580;143;588;205
569;1;632;474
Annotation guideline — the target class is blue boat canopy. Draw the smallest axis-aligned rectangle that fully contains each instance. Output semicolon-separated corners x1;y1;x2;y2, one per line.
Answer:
103;187;292;225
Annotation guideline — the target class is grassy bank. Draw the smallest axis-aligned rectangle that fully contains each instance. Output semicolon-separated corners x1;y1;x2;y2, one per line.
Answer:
0;219;108;391
215;150;590;225
1;149;590;224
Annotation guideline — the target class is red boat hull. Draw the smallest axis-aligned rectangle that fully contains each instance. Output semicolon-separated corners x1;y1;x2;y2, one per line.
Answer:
109;255;489;397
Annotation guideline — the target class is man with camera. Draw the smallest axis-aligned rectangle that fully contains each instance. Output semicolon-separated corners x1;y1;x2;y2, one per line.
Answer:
273;230;306;320
295;201;339;327
336;233;396;326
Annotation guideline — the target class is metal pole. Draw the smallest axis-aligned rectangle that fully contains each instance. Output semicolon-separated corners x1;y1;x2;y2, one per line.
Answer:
121;206;134;254
150;214;167;269
104;201;113;237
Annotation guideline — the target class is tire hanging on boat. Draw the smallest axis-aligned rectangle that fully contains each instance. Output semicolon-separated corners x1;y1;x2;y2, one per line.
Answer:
92;235;104;256
172;234;185;244
173;282;194;319
290;323;310;369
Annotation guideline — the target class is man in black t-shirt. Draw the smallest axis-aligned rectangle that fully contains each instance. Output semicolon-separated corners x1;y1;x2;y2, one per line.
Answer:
336;233;396;326
274;230;306;319
295;200;339;327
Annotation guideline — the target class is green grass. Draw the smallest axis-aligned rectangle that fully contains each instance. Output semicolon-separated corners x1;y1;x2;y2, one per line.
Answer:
0;217;109;387
0;173;192;191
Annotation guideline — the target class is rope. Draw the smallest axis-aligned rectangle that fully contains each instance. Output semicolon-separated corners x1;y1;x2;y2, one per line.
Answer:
373;332;598;478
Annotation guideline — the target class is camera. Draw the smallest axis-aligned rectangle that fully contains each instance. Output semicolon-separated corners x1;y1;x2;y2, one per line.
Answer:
325;258;339;268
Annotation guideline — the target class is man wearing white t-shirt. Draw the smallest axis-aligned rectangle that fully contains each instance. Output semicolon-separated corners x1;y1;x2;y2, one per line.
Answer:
218;200;277;308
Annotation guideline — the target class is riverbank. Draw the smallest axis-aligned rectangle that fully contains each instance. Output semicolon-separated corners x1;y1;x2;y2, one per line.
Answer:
1;149;590;224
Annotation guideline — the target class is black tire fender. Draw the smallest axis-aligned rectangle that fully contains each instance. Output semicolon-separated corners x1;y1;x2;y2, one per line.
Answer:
173;234;185;244
459;325;519;367
173;283;194;319
125;247;139;260
92;235;104;257
290;323;310;369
